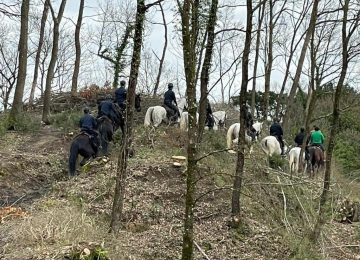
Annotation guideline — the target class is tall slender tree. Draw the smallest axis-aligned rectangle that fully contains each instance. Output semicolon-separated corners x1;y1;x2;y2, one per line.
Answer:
110;0;164;233
312;0;360;241
153;2;167;97
70;0;85;96
8;0;30;128
231;0;253;227
29;0;49;106
41;0;67;124
282;0;319;132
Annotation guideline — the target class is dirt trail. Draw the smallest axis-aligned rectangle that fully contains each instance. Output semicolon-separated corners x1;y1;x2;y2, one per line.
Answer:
0;126;68;207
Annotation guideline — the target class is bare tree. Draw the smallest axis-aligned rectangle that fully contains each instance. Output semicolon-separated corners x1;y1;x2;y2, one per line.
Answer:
231;0;253;228
0;25;18;111
274;0;311;118
29;0;49;106
8;0;29;127
42;0;67;124
251;1;265;117
198;0;219;141
153;2;167;96
110;0;163;233
312;0;360;241
96;0;135;88
70;0;85;96
282;0;319;131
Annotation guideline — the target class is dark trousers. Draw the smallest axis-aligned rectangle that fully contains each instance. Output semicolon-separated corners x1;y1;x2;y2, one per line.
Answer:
164;102;180;118
206;114;214;129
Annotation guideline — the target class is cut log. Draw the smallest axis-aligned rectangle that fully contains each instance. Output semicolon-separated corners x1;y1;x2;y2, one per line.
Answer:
171;155;187;161
173;162;182;168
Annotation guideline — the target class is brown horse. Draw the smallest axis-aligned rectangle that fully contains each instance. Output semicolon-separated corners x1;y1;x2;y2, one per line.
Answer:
307;146;325;178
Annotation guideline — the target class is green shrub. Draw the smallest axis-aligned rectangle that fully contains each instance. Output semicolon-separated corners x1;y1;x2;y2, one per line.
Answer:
334;129;360;177
269;154;286;169
1;112;41;133
50;109;83;132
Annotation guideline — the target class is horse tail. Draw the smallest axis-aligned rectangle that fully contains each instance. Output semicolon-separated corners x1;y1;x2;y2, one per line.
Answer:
144;107;154;126
68;141;78;176
261;138;269;155
227;123;236;149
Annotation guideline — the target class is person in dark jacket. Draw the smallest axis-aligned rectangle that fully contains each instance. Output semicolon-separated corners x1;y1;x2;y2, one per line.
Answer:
97;95;121;126
270;118;285;155
79;107;99;154
115;80;127;110
205;99;214;129
294;127;306;147
163;83;179;119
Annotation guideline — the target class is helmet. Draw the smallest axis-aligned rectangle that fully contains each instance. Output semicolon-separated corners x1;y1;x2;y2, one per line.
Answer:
168;83;174;89
83;107;90;113
106;94;113;100
120;80;126;86
274;118;280;123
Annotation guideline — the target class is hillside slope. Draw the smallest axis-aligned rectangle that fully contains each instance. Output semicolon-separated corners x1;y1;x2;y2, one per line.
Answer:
0;114;359;259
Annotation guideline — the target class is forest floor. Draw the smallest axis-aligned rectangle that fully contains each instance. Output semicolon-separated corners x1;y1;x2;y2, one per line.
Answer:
0;119;359;259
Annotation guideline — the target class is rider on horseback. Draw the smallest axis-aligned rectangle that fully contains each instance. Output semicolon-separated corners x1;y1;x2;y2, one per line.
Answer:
205;98;215;130
294;127;306;147
294;127;310;160
244;104;256;141
97;94;122;127
79;107;99;156
115;80;127;111
270;118;285;155
163;83;180;121
309;126;325;151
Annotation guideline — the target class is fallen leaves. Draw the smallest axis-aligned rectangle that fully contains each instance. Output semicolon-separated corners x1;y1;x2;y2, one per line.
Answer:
0;206;28;223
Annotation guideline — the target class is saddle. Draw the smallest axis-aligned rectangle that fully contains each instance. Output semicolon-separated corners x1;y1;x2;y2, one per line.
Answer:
162;104;176;120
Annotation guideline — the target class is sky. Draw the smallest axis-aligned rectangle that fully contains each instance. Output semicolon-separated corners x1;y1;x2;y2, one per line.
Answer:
1;0;359;110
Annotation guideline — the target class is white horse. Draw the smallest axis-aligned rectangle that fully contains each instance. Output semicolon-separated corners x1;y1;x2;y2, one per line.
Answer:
212;111;227;130
144;98;187;127
288;147;306;174
179;111;199;131
252;121;264;136
226;123;254;154
260;136;288;157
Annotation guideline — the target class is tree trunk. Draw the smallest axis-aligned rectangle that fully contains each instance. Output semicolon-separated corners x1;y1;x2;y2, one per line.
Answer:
112;24;133;89
8;0;30;127
42;0;67;124
198;0;218;142
311;0;353;242
70;0;85;96
263;0;273;121
298;29;317;173
251;2;265;118
180;0;199;258
282;0;319;132
153;3;167;97
231;0;252;227
29;0;49;106
110;0;146;233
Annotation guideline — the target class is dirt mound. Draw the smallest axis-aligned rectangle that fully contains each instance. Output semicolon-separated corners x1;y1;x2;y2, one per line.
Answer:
0;127;67;207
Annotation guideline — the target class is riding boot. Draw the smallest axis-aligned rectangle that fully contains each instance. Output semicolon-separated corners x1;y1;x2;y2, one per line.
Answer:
281;147;285;156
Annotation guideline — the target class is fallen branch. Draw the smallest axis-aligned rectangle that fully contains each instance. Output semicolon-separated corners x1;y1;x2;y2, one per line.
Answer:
194;241;211;260
195;148;231;162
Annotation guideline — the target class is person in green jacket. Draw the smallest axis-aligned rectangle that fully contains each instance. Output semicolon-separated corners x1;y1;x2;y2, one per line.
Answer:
309;126;325;151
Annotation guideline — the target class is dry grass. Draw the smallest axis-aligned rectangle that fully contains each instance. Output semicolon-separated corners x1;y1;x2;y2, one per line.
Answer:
0;199;110;259
0;121;360;259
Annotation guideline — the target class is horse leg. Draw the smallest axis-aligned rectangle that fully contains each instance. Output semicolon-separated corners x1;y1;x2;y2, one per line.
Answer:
80;156;91;167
